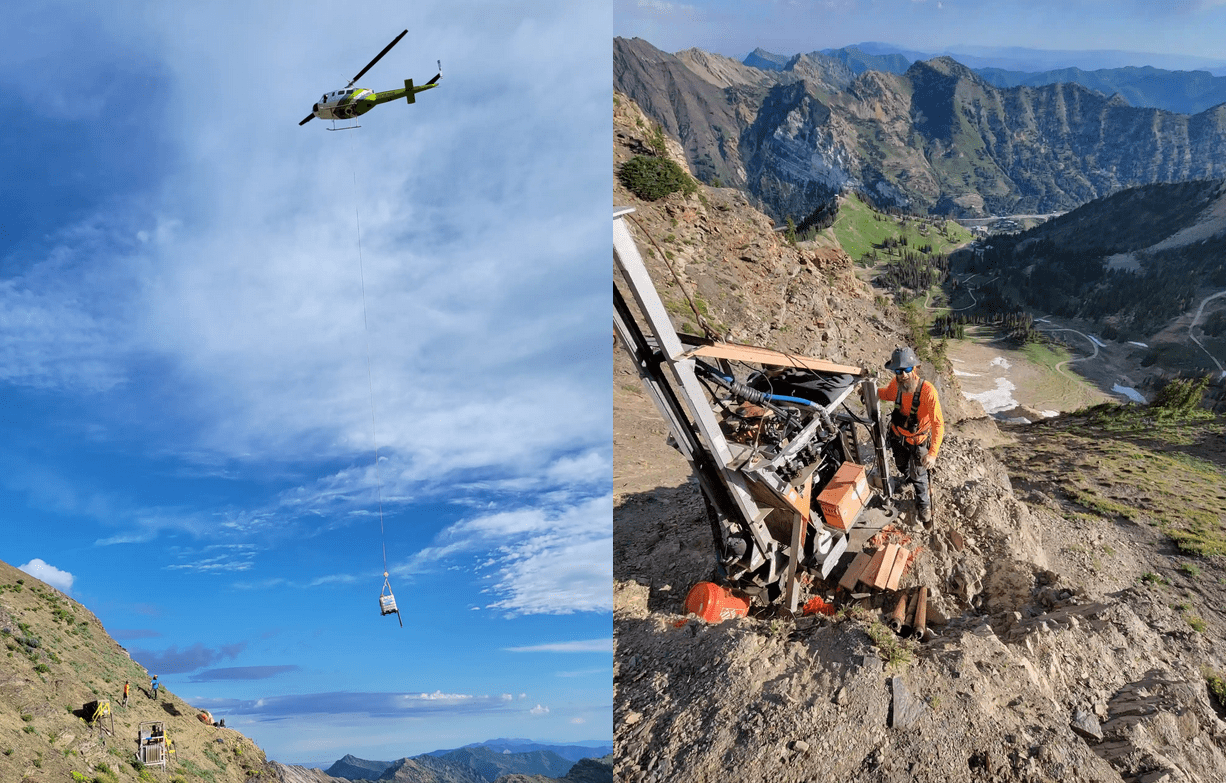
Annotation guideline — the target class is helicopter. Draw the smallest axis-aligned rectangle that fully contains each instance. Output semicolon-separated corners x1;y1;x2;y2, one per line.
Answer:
299;29;440;130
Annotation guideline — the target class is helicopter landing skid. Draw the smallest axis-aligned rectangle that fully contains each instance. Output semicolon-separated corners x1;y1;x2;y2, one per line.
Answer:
326;122;361;131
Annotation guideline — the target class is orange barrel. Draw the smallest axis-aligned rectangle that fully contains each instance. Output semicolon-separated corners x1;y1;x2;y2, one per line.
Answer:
683;582;750;623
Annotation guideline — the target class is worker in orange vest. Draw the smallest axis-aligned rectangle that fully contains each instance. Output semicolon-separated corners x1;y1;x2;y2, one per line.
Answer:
879;347;945;528
122;681;130;707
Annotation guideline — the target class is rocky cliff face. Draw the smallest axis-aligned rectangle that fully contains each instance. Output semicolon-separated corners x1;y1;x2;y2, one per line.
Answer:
615;37;1226;220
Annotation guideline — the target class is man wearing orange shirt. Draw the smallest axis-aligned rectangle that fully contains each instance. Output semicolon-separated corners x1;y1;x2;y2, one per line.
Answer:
879;347;945;528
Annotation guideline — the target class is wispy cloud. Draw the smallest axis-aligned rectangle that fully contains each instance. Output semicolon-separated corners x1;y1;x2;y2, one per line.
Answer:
398;494;612;615
194;691;528;720
130;642;246;674
190;666;300;682
503;639;612;653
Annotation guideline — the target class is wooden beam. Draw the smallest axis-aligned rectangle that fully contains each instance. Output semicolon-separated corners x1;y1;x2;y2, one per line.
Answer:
872;544;900;589
683;342;866;376
838;552;872;591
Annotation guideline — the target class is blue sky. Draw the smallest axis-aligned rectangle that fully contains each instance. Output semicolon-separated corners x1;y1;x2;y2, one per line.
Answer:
2;0;610;765
616;0;1226;71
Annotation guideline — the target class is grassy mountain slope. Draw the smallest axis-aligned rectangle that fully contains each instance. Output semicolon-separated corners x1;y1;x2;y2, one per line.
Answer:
0;558;269;783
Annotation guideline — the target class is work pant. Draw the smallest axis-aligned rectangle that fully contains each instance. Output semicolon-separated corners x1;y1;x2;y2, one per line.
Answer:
890;435;931;515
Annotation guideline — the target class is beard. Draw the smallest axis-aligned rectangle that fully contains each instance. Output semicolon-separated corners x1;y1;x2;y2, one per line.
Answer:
902;374;920;393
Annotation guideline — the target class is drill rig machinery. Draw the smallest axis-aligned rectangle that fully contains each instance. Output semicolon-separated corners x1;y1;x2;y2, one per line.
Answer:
614;208;897;612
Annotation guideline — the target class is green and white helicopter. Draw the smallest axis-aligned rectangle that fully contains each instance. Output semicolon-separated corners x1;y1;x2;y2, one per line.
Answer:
299;29;440;130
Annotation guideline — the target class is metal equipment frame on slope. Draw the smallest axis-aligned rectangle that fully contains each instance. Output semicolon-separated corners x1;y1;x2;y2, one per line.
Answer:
614;208;896;612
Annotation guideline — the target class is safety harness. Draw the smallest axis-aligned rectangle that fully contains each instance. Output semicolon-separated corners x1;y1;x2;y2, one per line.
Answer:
891;382;930;449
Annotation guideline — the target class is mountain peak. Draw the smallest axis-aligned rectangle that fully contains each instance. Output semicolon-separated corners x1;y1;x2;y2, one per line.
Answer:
908;55;979;81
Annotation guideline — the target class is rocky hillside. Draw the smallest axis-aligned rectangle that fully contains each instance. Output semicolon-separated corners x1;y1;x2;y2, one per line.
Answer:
0;558;270;783
614;92;1226;783
615;37;1226;221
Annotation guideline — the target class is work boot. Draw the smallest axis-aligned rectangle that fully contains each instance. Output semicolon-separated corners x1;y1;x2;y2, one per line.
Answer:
919;506;933;530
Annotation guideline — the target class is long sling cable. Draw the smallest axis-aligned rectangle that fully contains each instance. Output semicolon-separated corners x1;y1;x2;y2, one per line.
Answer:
349;152;398;626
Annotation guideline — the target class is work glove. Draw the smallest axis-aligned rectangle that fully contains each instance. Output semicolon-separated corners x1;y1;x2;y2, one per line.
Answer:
922;452;936;471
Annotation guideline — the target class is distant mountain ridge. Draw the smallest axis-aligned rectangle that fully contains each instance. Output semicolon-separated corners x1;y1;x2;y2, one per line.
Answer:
818;44;1226;115
426;739;612;762
820;41;1226;74
323;741;613;783
615;37;1226;222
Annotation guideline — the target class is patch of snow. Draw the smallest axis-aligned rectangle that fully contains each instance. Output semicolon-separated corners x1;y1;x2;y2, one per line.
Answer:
1106;252;1142;272
953;370;982;377
1035;318;1051;323
1088;335;1107;347
1042;410;1059;418
1111;384;1146;404
989;357;1012;370
999;416;1032;424
1127;341;1149;348
963;378;1017;414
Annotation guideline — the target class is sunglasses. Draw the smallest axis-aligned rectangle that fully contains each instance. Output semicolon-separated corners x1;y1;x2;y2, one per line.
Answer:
895;367;913;375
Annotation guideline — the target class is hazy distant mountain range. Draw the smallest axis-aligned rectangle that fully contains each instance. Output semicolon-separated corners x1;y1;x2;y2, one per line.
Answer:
615;36;1226;221
315;739;613;783
813;40;1226;73
809;43;1226;115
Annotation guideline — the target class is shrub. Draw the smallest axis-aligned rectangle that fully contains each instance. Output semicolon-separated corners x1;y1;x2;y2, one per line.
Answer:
1151;375;1210;414
618;155;697;201
1207;669;1226;709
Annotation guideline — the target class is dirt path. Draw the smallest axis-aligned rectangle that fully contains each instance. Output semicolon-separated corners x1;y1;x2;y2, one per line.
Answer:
1035;324;1100;378
1189;289;1226;373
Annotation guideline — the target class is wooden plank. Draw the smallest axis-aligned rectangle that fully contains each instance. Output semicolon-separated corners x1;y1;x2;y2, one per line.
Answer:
858;547;888;589
871;544;900;589
885;546;910;591
838;552;872;591
783;512;804;613
684;342;866;376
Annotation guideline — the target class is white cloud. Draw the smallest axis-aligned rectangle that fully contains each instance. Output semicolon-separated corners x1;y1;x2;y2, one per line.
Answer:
0;0;611;563
529;704;549;715
0;0;610;483
503;638;613;653
17;559;74;593
398;494;612;615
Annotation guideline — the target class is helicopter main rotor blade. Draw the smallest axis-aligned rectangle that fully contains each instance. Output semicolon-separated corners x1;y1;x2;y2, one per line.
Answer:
299;113;316;126
346;29;408;88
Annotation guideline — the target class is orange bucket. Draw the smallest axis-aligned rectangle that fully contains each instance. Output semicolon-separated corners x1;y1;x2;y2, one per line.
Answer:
802;596;836;616
684;582;750;623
